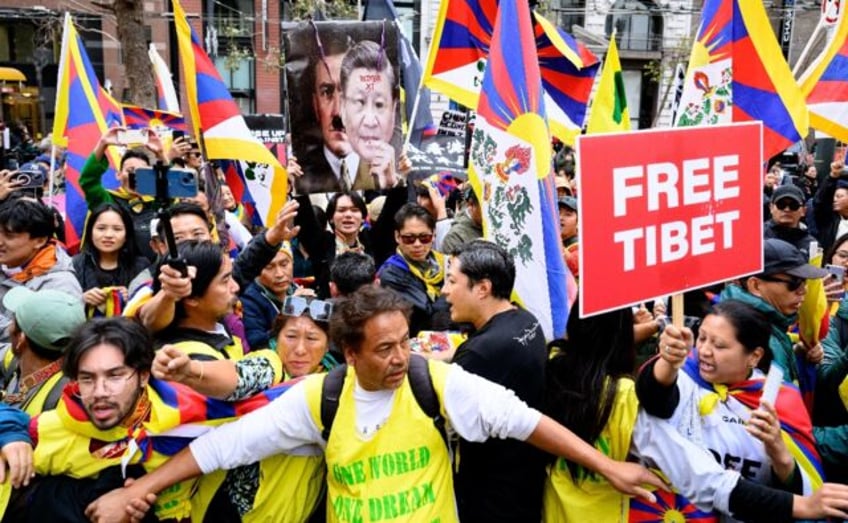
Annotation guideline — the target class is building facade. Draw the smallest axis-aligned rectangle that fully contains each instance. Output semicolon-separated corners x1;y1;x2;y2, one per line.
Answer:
0;0;830;142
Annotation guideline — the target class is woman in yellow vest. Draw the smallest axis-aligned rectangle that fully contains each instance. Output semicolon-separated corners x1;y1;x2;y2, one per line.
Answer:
542;304;638;522
154;296;341;522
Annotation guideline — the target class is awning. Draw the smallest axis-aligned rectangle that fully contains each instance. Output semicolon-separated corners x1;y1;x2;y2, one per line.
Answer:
0;67;26;82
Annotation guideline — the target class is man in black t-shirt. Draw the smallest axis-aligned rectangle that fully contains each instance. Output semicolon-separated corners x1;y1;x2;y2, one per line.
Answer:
441;240;548;522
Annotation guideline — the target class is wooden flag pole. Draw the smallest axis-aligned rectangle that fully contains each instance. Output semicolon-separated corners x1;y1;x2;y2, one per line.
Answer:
672;293;684;328
792;20;824;77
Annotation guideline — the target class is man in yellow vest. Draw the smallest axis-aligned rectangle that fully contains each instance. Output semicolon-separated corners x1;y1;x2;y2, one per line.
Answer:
0;316;297;522
86;285;665;523
1;287;85;415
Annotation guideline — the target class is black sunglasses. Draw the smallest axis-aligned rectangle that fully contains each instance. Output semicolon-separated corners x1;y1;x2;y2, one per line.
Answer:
774;198;801;211
283;295;333;322
759;274;805;292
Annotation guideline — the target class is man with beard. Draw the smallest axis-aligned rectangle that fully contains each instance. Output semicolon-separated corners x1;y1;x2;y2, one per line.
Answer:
84;286;665;523
0;317;293;522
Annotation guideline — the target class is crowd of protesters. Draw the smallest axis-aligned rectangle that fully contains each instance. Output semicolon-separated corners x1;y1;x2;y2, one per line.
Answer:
0;111;848;523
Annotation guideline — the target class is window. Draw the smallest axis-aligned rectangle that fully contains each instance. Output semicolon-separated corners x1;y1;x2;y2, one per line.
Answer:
605;0;663;52
206;0;255;111
557;0;585;34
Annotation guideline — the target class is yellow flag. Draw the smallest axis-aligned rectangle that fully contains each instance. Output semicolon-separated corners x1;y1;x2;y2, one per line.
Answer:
586;37;630;134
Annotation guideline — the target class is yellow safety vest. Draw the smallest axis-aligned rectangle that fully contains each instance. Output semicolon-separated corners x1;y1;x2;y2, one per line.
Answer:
305;361;456;523
542;378;638;523
191;453;325;523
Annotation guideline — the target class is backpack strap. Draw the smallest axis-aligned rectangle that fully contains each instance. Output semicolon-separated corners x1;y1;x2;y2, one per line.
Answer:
42;376;70;411
319;357;446;448
320;363;348;442
406;355;447;448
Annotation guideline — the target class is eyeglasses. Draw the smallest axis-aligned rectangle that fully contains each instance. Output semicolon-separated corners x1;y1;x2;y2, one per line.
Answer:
759;274;805;292
774;199;801;211
187;152;202;158
283;295;333;322
399;233;433;245
77;369;138;394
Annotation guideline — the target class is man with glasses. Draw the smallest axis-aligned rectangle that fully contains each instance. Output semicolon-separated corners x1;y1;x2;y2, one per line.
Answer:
721;238;828;388
0;317;294;521
378;203;451;336
83;285;665;523
764;184;815;255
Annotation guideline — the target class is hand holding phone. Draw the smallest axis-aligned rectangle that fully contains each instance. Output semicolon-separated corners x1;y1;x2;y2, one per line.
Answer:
826;264;845;285
118;128;148;145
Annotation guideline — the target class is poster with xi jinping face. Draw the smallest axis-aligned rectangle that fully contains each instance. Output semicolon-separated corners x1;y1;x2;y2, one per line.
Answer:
284;20;400;194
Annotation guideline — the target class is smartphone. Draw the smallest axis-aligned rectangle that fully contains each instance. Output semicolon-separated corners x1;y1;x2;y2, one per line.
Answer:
129;167;198;199
172;129;185;141
826;264;845;284
118;129;147;145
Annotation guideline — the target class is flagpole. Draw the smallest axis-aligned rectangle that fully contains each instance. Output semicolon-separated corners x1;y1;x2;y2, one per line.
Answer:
47;145;56;207
792;20;824;77
403;83;424;149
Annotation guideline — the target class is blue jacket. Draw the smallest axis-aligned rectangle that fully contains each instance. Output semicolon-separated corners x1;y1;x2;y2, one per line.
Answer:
0;403;31;448
242;281;293;350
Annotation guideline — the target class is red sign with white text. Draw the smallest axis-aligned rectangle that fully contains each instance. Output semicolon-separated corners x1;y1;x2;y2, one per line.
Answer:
576;123;763;317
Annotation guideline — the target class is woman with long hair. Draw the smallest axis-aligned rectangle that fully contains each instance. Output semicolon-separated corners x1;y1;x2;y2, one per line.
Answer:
543;302;637;521
72;202;148;316
544;299;844;522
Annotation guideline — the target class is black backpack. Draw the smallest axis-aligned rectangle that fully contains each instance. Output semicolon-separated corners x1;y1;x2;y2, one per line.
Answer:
319;355;447;446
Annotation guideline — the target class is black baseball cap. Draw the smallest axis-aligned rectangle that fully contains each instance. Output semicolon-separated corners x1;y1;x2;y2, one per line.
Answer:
770;185;805;205
762;239;828;279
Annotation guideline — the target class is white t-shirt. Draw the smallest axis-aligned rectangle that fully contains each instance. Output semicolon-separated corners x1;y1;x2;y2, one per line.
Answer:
190;362;541;473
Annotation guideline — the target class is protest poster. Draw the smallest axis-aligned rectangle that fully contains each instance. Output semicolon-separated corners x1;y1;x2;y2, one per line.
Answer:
577;122;763;317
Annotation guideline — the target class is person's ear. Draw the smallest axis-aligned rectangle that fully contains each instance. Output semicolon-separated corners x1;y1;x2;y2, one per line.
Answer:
746;277;764;298
748;347;765;370
139;370;151;389
343;346;356;366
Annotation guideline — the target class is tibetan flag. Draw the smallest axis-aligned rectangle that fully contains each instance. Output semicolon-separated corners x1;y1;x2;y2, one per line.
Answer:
423;0;599;145
51;13;124;251
586;36;630;134
675;0;808;159
629;490;717;522
172;0;287;224
799;6;848;142
468;0;569;339
149;43;181;113
122;105;187;133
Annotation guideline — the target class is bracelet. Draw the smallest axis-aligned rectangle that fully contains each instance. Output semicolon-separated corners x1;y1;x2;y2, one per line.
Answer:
193;360;204;382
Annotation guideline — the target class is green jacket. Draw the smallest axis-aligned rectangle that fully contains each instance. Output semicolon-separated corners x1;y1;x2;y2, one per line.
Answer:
814;297;848;480
720;284;799;383
79;153;157;260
